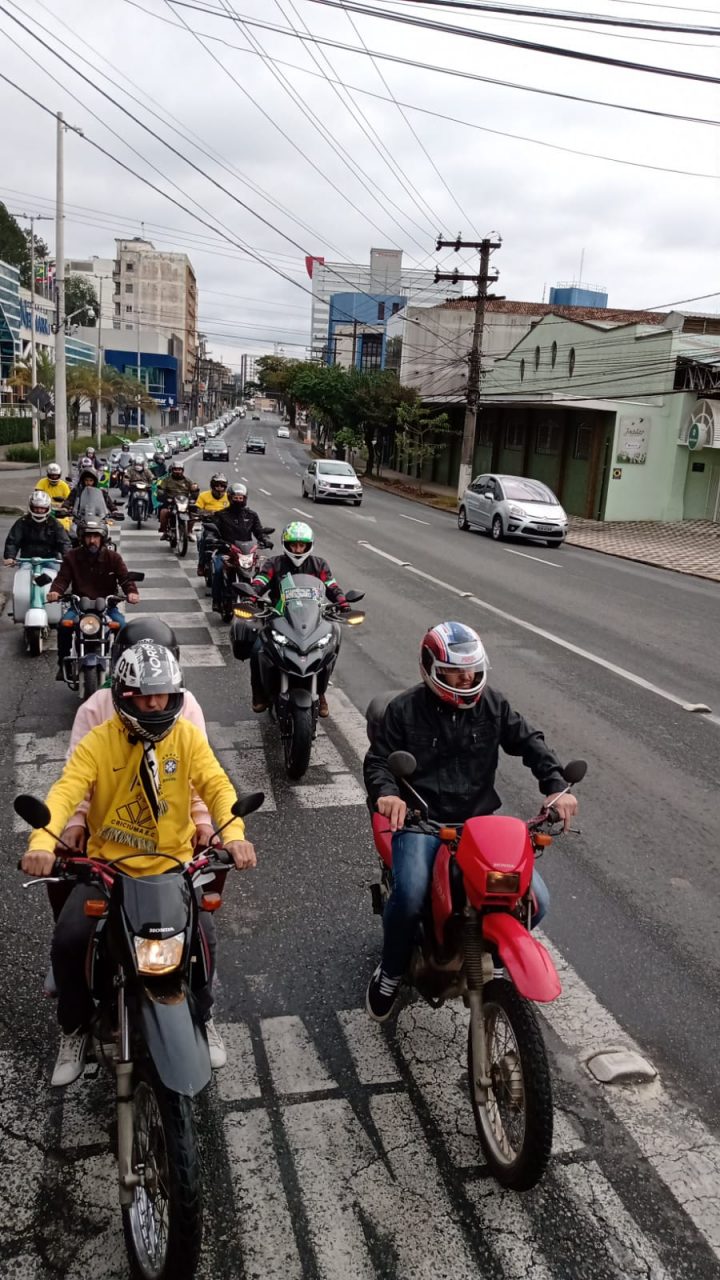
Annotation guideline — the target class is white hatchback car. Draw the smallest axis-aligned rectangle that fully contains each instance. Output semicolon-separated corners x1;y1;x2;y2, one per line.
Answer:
302;459;363;505
277;426;290;439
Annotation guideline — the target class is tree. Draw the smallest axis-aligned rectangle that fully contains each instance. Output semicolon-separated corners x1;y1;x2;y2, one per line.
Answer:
65;274;99;327
395;400;453;495
9;351;55;394
343;369;415;477
0;204;49;288
286;362;350;449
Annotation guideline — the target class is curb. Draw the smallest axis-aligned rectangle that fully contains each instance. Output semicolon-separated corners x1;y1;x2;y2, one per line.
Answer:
361;474;458;514
0;505;24;517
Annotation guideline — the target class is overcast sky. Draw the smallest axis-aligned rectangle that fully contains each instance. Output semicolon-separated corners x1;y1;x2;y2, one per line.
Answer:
1;0;718;370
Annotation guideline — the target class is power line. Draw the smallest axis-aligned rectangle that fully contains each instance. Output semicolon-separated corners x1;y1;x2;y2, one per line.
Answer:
385;0;720;37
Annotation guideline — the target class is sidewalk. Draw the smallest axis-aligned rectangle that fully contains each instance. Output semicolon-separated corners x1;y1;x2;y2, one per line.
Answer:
362;468;720;583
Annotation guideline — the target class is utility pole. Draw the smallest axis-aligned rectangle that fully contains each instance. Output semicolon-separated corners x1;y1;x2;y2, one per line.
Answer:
13;211;52;457
54;112;69;480
435;234;502;499
94;274;111;447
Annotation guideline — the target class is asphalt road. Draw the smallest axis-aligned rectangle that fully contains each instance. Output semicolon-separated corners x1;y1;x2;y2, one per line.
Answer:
0;412;719;1280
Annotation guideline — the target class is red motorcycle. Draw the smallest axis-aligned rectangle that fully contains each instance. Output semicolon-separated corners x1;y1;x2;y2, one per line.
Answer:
369;747;586;1191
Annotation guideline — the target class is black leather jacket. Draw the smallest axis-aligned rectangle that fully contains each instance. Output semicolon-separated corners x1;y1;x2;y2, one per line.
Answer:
364;683;567;824
4;514;71;562
214;505;267;547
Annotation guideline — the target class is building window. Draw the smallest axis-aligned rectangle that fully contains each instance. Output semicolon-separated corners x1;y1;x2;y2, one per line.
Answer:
534;345;541;371
569;347;576;376
574;423;593;460
377;302;385;321
536;421;562;455
113;320;120;329
125;324;133;331
114;303;120;315
361;334;383;371
551;341;557;368
126;261;134;272
126;305;133;313
505;421;524;451
520;358;525;382
125;283;133;293
392;302;400;315
114;281;120;295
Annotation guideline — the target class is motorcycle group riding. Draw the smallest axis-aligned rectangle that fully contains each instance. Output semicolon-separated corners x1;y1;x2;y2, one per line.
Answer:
4;441;586;1278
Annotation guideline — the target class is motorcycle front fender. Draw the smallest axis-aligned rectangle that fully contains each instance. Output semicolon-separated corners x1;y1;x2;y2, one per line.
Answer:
80;652;107;668
139;986;212;1097
482;913;561;1003
24;607;48;629
289;687;313;709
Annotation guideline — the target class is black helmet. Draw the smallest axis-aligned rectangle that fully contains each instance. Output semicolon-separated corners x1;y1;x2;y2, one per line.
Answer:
80;517;108;542
112;618;179;667
79;467;98;485
228;482;247;506
112;642;184;743
153;451;165;463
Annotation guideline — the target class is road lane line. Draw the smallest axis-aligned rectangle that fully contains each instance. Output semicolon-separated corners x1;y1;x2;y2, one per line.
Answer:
541;934;720;1262
399;513;431;526
293;507;314;520
261;1016;334;1095
259;488;272;496
554;1161;673;1279
505;548;561;569
224;1111;303;1280
358;543;713;717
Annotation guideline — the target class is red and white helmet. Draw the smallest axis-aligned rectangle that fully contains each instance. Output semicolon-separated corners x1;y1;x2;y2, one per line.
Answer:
420;621;488;709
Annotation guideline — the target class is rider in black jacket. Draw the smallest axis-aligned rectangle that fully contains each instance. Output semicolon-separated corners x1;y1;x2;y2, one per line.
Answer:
363;620;578;1021
3;491;71;563
210;483;270;610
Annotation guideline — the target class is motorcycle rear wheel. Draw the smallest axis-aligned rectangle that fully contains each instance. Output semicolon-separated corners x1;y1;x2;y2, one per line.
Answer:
284;702;313;780
468;978;553;1190
122;1064;202;1280
79;665;100;702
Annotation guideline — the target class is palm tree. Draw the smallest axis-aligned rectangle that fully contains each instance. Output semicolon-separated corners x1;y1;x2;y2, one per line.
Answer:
9;351;55;397
101;366;158;432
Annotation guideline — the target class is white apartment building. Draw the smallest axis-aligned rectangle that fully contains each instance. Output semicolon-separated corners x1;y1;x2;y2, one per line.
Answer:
308;248;464;359
65;256;115;326
239;353;258;389
112;239;198;393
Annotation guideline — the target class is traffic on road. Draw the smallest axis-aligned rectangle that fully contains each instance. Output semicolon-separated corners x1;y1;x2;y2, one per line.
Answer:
1;410;719;1280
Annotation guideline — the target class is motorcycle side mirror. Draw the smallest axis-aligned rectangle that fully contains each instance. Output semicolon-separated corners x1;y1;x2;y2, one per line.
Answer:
232;792;265;819
563;759;587;785
345;589;364;603
112;513;126;522
262;527;275;534
387;750;417;780
14;794;51;830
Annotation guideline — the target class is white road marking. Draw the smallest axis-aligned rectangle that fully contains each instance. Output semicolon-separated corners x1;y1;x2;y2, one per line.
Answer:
14;731;67;830
224;1110;303;1279
262;1015;334;1096
325;687;372;762
541;934;720;1261
210;744;277;813
399;513;431;526
284;1094;481;1279
292;727;366;809
465;1181;554;1280
259;488;272;496
129;611;212;631
241;476;248;482
555;1160;673;1278
131;587;194;601
337;1009;401;1086
505;548;561;569
179;644;225;666
358;543;714;717
216;1021;262;1102
293;507;313;520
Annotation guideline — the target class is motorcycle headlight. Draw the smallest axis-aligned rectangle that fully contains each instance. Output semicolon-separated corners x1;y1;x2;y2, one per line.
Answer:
316;633;332;648
79;615;101;635
134;932;184;975
272;630;289;646
237;554;254;569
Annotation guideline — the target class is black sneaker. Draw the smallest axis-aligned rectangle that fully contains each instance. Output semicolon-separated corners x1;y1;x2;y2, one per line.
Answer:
55;667;64;681
366;964;401;1022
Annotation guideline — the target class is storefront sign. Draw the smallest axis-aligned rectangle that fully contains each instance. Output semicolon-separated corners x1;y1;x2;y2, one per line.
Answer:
616;415;649;464
19;300;52;337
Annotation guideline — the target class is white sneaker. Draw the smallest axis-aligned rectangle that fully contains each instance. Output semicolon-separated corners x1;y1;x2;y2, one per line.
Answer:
204;1017;227;1069
51;1028;88;1086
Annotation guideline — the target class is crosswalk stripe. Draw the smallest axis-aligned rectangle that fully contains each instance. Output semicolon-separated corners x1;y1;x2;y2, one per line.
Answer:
215;1021;262;1102
554;1161;673;1279
337;1008;402;1086
224;1110;304;1279
262;1015;334;1096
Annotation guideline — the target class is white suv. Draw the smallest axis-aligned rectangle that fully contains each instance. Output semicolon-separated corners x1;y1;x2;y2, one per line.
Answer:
302;459;363;506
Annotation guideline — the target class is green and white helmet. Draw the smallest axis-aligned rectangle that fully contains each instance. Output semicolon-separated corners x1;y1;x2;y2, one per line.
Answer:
282;520;313;568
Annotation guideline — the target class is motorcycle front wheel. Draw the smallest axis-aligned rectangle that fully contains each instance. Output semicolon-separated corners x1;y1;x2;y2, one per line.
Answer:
175;520;188;559
79;664;100;702
283;701;313;780
122;1065;202;1280
468;978;553;1190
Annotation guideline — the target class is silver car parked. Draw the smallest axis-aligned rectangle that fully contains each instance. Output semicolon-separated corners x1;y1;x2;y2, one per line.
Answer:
458;473;568;546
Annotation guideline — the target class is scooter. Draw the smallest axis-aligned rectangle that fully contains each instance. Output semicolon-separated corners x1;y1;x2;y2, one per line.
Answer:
15;789;264;1280
10;558;61;656
127;482;152;529
366;734;586;1191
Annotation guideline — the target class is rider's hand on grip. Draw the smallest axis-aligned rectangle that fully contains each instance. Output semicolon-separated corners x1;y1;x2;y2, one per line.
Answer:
20;849;56;877
376;795;407;832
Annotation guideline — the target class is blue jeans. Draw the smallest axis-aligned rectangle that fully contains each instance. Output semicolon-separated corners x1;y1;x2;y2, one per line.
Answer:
212;550;225;606
381;830;549;978
57;605;125;664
